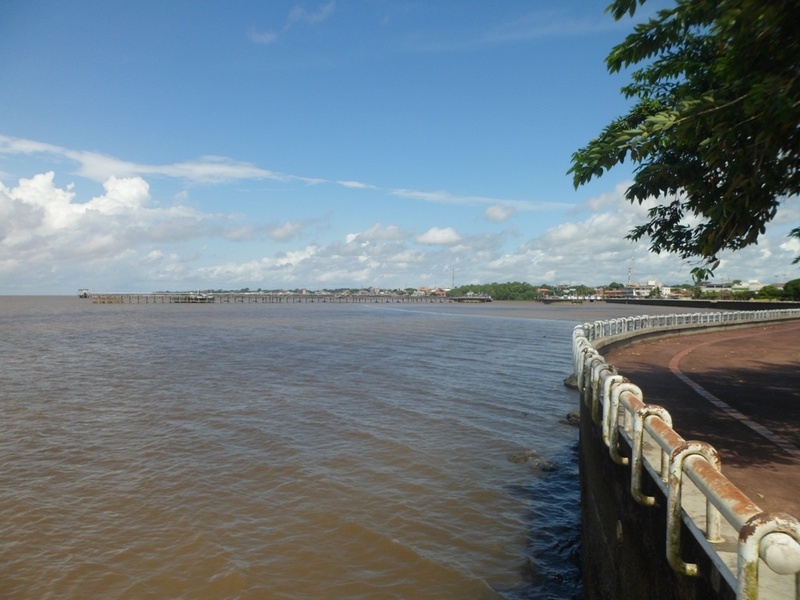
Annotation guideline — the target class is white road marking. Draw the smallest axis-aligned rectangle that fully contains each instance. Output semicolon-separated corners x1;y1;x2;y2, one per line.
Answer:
668;341;800;459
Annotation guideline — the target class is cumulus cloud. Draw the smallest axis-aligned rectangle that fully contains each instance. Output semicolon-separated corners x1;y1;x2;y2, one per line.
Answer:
485;204;516;222
345;223;404;245
581;181;633;212
86;176;152;215
416;227;461;245
0;136;571;219
119;190;795;288
197;245;322;282
0;172;216;257
1;159;797;293
269;221;308;241
223;220;313;242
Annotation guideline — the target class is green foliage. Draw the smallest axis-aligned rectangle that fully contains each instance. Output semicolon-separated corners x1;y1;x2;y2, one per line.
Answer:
783;278;800;300
449;282;603;300
570;0;800;273
757;284;784;299
448;281;544;301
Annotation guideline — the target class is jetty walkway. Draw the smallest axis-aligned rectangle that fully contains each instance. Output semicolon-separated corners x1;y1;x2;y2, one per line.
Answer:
88;293;492;304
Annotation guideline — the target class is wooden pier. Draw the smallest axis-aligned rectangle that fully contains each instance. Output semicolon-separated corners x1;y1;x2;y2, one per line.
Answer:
89;293;492;305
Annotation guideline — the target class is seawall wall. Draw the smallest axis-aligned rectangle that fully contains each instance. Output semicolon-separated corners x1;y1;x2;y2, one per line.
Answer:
574;309;800;600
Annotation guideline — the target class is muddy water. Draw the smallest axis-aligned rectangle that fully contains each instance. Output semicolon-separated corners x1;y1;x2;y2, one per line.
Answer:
0;298;687;598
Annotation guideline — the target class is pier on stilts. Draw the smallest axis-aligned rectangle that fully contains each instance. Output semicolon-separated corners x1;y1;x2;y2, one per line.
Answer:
88;293;492;305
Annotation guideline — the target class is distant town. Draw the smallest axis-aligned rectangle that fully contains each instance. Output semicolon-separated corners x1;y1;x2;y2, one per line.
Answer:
142;278;800;302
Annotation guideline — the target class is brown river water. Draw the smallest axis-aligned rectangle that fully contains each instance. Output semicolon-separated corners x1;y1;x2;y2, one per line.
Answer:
0;297;698;599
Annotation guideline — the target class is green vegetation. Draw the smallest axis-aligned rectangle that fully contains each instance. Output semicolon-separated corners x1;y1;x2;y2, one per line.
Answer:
158;278;800;302
570;0;800;279
448;282;599;300
448;282;543;301
784;279;800;300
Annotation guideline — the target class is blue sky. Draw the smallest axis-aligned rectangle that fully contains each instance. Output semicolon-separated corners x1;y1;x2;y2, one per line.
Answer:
1;1;798;294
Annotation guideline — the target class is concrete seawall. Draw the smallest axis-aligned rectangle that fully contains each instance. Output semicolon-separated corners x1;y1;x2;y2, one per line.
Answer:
579;401;734;599
574;309;800;600
605;298;800;311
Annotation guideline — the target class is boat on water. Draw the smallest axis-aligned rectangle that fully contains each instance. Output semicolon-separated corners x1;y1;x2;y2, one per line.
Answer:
78;289;90;298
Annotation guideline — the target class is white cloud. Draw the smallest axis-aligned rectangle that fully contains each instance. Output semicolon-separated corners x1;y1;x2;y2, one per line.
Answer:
196;245;322;282
222;220;312;243
0;172;224;275
0;135;292;184
273;245;320;267
345;223;404;245
581;181;633;212
780;237;800;256
485;204;516;222
0;136;570;220
86;176;152;215
772;197;800;228
416;227;461;245
391;188;453;203
1;154;797;293
391;187;565;211
337;180;376;189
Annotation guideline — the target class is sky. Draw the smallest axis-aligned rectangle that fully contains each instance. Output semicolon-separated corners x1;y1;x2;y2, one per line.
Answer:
1;1;798;294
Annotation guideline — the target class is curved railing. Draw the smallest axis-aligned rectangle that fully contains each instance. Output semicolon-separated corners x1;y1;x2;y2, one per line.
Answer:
581;309;800;346
573;309;800;600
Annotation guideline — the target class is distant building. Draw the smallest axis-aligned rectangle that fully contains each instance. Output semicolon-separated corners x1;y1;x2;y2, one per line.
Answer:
732;280;765;293
600;281;668;299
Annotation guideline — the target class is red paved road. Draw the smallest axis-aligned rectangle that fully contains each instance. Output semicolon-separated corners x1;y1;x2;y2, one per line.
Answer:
603;320;800;517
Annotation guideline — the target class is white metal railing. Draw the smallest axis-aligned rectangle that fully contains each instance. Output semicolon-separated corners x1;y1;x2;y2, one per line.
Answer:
580;309;800;343
573;309;800;600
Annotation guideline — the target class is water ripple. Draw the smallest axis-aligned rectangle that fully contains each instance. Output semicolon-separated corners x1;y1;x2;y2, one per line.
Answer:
0;298;581;599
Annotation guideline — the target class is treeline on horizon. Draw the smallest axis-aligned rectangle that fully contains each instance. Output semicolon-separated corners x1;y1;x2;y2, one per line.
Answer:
156;283;580;300
448;281;631;300
448;282;552;301
155;278;800;301
449;280;800;301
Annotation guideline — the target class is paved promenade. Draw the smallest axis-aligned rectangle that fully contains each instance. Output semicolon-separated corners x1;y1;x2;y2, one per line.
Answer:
603;320;800;517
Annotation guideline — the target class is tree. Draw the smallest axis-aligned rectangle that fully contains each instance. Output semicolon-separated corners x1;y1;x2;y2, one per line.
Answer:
570;0;800;279
757;285;784;299
782;278;800;300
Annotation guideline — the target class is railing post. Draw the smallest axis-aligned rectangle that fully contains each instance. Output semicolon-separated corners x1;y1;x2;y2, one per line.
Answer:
739;513;800;600
631;405;672;506
667;441;721;576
